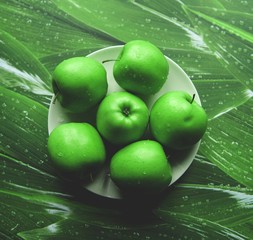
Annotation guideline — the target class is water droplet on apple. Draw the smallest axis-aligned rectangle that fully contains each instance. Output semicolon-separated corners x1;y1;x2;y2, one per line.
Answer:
58;152;63;157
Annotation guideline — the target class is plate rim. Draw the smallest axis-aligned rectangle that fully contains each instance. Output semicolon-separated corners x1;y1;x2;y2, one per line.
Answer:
48;45;201;199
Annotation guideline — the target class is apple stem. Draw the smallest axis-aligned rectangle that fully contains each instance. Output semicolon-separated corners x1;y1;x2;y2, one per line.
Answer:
123;107;130;116
52;92;59;104
89;173;94;182
102;59;118;64
191;94;196;104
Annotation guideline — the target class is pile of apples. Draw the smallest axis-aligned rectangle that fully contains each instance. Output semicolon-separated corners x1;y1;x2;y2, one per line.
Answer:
48;40;208;195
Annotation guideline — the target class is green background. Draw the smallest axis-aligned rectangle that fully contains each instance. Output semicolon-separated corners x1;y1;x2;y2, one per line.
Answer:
0;0;252;239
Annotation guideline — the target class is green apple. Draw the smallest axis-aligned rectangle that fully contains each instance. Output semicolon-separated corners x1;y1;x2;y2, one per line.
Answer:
96;91;149;145
113;40;169;95
52;57;108;113
47;122;106;176
110;140;172;194
150;91;208;150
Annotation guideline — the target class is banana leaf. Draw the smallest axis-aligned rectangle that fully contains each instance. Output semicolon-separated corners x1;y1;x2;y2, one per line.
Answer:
0;0;252;239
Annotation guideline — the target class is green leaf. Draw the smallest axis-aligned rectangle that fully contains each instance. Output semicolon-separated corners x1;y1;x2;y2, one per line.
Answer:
0;0;118;58
189;9;252;43
0;86;54;175
14;161;253;239
184;5;253;88
200;97;253;188
51;0;207;52
156;184;253;239
180;0;226;9
214;0;252;13
193;78;250;119
0;30;52;105
0;182;64;239
154;157;253;239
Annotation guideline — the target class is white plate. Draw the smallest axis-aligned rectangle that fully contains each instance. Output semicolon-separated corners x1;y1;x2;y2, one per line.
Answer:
48;45;201;199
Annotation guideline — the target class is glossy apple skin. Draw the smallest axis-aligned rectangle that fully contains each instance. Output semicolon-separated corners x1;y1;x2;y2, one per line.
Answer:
110;140;172;194
150;91;208;150
52;57;108;113
113;40;169;95
47;123;106;175
96;92;149;145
